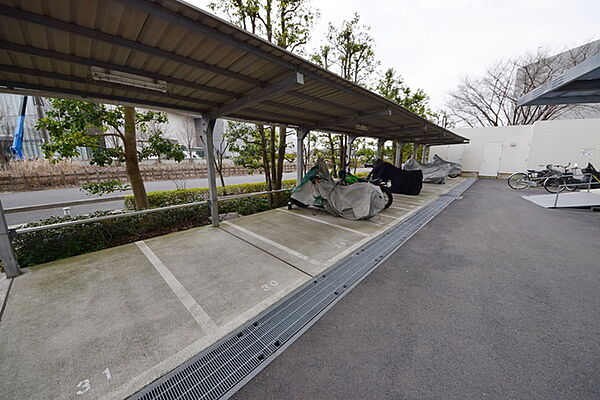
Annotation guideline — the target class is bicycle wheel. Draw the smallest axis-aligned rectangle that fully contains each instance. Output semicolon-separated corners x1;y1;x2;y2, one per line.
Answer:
565;178;578;191
508;172;529;190
544;176;566;193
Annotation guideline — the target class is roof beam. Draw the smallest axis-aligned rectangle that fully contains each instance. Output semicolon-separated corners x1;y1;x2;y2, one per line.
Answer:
287;92;358;114
0;41;238;99
208;72;304;119
117;0;294;71
0;5;261;86
116;0;419;117
0;64;220;108
308;109;392;131
1;40;343;121
0;80;207;115
369;125;428;136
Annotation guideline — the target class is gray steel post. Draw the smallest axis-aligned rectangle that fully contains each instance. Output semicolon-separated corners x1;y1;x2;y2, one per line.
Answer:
296;128;308;185
376;139;386;159
421;145;429;162
195;118;219;227
346;135;358;171
0;199;20;278
395;141;404;167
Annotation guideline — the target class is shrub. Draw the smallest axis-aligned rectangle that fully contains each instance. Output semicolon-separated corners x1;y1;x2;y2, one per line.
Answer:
11;181;294;268
124;179;297;209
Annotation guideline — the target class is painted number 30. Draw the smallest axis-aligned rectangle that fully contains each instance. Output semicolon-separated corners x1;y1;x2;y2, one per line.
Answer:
76;368;111;395
262;280;279;291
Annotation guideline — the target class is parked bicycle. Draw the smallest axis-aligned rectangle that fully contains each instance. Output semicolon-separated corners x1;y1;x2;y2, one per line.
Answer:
507;164;561;190
544;163;600;193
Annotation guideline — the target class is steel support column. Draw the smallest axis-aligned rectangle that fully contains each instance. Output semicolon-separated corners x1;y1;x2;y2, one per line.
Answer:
196;118;219;227
0;199;20;278
395;141;404;167
421;145;429;162
345;135;358;172
296;128;309;184
376;139;386;160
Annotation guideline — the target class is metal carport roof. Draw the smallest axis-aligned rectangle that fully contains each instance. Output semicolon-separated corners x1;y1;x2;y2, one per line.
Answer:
518;52;600;106
0;0;466;145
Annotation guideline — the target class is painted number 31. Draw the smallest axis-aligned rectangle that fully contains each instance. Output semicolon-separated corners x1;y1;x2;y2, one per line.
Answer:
76;368;111;395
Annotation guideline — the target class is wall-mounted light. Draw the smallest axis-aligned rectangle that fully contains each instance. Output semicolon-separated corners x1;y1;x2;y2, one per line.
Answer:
91;67;167;93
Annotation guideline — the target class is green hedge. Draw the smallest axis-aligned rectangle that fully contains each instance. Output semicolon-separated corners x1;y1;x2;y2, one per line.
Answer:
10;181;295;268
124;179;297;209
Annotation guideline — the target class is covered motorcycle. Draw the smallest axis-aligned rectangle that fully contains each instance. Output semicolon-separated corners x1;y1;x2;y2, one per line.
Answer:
403;154;462;184
370;159;423;195
291;160;386;220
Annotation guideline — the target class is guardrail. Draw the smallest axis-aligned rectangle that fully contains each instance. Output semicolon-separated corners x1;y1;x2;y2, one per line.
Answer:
0;188;293;278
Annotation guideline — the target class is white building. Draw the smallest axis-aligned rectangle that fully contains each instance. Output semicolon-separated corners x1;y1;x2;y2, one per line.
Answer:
430;118;600;178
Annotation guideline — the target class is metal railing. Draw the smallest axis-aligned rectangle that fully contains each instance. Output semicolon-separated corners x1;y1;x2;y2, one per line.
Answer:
3;195;128;215
552;174;599;208
0;188;293;277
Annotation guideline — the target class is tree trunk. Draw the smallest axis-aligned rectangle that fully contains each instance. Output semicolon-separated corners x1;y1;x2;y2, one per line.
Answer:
327;133;337;177
258;125;273;207
275;125;286;190
123;106;149;209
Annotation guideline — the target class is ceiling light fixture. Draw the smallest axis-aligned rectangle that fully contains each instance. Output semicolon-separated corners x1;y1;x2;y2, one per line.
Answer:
91;66;167;93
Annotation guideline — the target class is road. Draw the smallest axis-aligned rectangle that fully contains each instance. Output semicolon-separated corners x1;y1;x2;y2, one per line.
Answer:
232;179;600;400
1;172;298;226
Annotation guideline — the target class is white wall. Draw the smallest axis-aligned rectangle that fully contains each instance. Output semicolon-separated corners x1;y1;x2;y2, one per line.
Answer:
526;119;600;169
430;118;600;176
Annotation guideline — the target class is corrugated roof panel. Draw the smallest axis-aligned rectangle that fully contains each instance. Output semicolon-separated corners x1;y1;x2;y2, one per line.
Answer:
0;0;467;144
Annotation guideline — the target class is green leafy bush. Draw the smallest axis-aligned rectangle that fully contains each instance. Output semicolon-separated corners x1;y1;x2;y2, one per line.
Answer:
12;181;294;268
124;179;297;209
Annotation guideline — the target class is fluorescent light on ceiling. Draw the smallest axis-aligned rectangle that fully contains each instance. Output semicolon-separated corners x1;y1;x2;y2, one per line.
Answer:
91;67;167;93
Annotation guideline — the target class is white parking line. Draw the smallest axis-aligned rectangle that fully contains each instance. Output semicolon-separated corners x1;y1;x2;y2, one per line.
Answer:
136;241;218;334
388;205;412;211
277;209;369;237
222;221;322;268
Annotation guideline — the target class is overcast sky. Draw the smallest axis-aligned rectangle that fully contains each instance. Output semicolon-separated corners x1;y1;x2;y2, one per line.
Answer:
191;0;599;110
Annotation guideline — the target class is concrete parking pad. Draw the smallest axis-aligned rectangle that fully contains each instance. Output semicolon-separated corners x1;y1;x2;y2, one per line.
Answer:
0;244;203;400
141;228;309;327
0;178;465;400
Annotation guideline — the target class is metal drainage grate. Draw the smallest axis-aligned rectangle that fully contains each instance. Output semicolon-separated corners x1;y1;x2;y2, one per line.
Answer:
130;178;476;400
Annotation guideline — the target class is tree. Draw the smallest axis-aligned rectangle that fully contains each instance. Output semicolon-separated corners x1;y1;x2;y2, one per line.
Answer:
36;99;185;209
198;127;234;189
376;68;436;119
311;13;379;173
209;0;318;52
312;13;378;86
209;0;317;192
375;67;438;163
181;118;197;162
226;121;288;205
445;46;599;127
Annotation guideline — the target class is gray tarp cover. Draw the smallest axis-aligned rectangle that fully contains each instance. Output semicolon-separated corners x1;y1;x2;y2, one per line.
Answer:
403;155;462;184
291;160;385;220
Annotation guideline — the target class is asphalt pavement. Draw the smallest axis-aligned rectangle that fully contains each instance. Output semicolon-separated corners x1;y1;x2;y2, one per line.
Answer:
232;179;600;400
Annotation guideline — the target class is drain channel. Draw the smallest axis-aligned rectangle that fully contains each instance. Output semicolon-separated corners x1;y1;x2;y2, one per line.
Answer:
129;178;476;400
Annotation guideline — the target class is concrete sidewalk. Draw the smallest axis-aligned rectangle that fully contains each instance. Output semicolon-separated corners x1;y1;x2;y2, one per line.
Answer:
0;179;464;400
232;180;600;400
